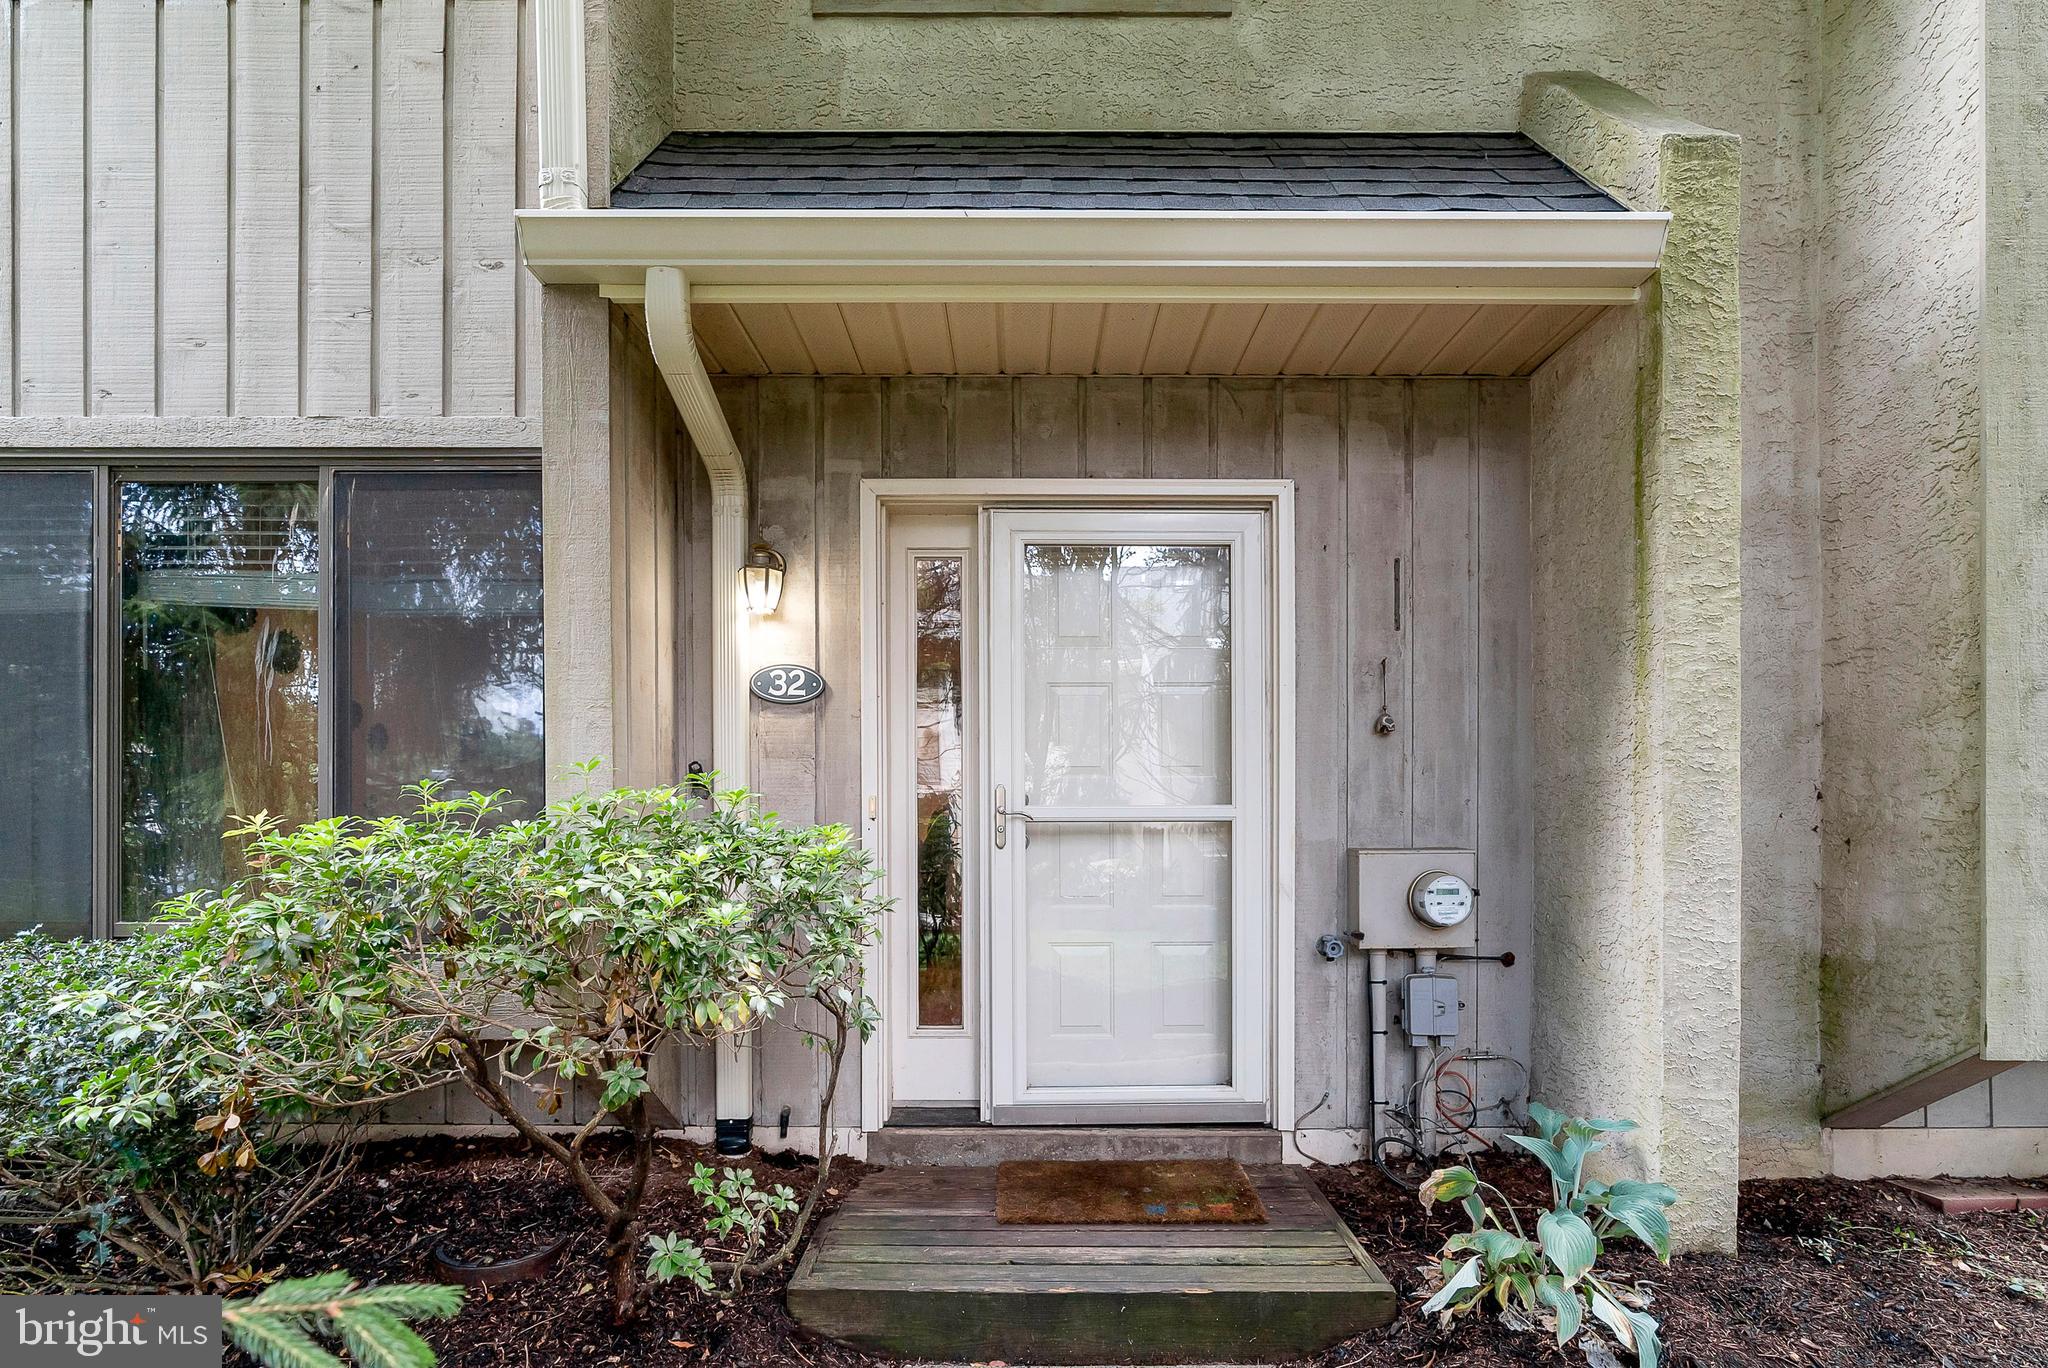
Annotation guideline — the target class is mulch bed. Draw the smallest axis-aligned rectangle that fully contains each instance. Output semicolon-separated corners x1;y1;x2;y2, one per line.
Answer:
1309;1154;2048;1367
197;1137;2048;1366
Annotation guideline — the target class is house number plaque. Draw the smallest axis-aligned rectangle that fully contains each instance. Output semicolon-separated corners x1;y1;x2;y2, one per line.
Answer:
750;665;825;704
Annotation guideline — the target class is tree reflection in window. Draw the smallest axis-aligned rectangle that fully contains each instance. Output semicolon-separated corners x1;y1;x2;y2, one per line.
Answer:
333;472;544;819
119;481;321;922
914;556;965;1028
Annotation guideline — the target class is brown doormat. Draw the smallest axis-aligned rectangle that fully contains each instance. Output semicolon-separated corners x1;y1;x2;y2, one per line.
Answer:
995;1159;1268;1225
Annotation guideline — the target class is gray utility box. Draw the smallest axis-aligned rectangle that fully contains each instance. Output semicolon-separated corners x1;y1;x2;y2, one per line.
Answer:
1347;848;1479;951
1401;972;1462;1045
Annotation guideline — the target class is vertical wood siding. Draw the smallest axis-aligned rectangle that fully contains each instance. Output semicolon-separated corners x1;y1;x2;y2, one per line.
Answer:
679;377;1535;1138
0;0;536;420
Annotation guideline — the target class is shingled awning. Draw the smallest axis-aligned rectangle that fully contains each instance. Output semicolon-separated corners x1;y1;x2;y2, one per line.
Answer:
609;131;1627;215
518;130;1666;376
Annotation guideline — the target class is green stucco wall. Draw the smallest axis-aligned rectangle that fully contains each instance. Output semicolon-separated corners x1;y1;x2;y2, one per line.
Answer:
625;0;2037;1167
1817;0;1987;1113
1522;73;1744;1253
660;0;1825;1183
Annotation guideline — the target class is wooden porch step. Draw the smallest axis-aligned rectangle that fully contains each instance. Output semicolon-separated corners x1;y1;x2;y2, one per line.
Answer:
788;1165;1395;1364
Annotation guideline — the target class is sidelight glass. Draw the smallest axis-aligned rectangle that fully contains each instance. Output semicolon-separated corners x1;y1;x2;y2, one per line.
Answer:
914;555;966;1028
1019;543;1231;808
119;481;321;922
332;471;544;818
0;473;96;937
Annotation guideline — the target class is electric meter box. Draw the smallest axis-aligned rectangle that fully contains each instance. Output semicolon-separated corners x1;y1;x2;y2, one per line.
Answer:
1347;848;1479;951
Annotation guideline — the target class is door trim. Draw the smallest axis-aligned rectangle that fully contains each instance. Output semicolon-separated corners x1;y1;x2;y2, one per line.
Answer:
857;480;1296;1137
984;507;1270;1119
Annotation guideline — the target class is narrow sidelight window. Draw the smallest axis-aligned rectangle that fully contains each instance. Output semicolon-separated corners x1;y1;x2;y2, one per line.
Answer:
0;473;96;937
332;471;545;818
915;555;966;1029
118;481;322;922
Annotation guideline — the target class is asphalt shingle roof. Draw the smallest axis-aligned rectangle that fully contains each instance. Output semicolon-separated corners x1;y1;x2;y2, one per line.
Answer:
610;131;1626;213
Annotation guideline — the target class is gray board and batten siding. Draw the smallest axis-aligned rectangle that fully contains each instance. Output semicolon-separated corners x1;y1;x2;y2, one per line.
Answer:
0;0;539;436
664;369;1537;1144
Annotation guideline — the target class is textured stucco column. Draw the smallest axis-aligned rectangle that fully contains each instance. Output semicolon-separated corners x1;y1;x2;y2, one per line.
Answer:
1984;0;2048;1062
1522;73;1745;1251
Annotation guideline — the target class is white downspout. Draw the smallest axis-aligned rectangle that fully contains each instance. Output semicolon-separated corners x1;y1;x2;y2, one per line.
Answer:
644;265;755;1155
533;0;588;211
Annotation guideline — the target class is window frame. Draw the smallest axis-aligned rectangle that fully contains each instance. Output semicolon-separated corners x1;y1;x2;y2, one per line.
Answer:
1;453;539;938
811;0;1232;14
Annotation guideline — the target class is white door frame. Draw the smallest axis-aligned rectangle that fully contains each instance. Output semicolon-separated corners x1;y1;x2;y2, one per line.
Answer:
857;480;1296;1134
985;507;1270;1124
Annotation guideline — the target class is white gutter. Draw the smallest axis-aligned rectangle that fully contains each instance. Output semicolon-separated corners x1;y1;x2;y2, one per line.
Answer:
517;208;1670;296
643;265;756;1154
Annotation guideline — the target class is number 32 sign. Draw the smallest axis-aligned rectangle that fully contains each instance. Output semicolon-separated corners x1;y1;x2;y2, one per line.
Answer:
750;664;825;704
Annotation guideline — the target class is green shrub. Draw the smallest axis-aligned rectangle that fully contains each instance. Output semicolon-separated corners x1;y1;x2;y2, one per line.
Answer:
150;771;884;1325
1417;1104;1678;1367
0;930;389;1292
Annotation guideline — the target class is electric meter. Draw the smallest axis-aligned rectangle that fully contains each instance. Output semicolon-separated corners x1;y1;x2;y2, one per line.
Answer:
1348;848;1477;949
1408;870;1476;930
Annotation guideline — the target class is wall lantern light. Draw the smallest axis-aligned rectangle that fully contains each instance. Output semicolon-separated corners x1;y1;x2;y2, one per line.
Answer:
742;541;786;615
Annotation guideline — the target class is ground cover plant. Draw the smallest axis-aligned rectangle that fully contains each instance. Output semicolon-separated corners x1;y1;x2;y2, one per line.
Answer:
163;771;883;1326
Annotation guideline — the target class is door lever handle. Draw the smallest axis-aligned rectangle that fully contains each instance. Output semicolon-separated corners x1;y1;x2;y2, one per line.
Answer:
993;784;1035;850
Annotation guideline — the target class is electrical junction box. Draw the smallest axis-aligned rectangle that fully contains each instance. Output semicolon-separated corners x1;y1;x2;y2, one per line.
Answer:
1401;972;1462;1045
1347;848;1479;951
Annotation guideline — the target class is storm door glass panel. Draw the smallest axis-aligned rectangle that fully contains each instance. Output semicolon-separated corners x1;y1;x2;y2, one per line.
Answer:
914;555;965;1028
119;481;320;921
0;473;94;937
1021;545;1231;808
1015;541;1233;1088
332;472;544;818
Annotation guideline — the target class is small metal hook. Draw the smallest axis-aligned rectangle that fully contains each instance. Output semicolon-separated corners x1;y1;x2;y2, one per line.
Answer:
1373;657;1397;736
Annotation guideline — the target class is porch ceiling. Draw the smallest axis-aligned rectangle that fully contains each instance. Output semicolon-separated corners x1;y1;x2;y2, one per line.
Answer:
682;296;1608;378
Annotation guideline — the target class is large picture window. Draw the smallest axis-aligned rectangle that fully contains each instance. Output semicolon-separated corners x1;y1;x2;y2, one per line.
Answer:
333;472;544;818
0;472;96;938
119;480;323;922
0;461;542;935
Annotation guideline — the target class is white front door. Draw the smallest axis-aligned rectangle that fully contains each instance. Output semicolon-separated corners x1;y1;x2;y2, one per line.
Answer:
985;510;1270;1123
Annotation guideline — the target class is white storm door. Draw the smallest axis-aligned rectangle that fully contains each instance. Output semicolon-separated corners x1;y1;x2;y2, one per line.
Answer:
985;510;1270;1124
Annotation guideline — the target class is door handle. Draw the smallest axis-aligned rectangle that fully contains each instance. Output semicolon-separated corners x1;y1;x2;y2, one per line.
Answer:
993;784;1035;850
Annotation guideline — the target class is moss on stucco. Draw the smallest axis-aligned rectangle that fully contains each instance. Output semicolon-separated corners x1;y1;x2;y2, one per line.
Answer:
1522;73;1744;1253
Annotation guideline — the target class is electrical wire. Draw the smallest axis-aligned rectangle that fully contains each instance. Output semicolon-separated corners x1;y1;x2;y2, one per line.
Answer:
1373;1135;1422;1192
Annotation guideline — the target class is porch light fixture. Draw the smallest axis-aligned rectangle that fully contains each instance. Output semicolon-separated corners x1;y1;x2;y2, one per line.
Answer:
742;541;786;615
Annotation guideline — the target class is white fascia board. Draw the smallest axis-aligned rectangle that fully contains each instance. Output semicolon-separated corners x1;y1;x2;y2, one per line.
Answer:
516;208;1669;300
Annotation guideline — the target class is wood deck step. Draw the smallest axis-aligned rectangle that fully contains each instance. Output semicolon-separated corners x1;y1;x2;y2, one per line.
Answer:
788;1165;1395;1364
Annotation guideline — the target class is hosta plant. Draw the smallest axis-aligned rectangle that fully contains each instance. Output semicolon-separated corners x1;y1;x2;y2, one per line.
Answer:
1417;1104;1678;1367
